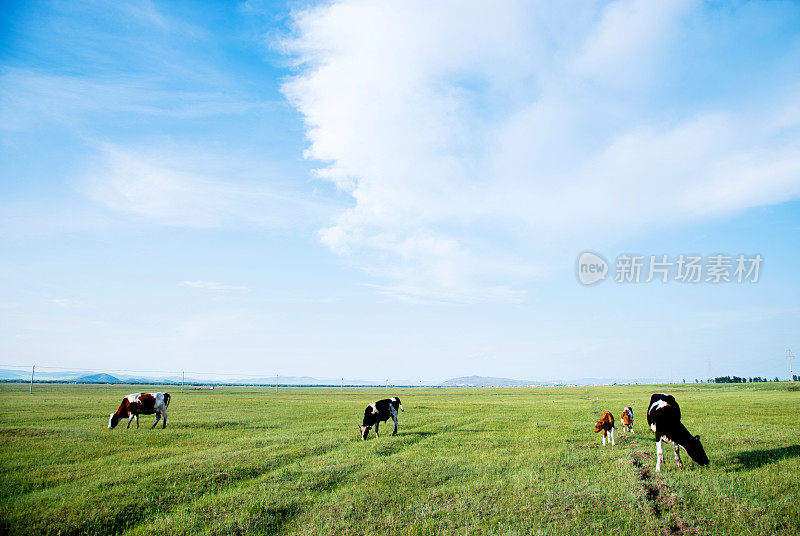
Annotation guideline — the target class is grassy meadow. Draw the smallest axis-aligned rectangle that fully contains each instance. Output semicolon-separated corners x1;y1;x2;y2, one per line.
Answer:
0;382;798;535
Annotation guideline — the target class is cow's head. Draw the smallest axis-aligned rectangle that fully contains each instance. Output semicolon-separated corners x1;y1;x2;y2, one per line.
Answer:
593;420;603;433
685;435;709;466
108;413;120;429
359;425;371;440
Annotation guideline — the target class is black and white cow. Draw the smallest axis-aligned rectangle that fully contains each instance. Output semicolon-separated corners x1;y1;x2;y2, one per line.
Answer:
359;397;404;440
646;393;709;472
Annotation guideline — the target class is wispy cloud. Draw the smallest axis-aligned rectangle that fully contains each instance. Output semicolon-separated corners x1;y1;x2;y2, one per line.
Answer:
82;144;337;228
0;69;274;132
1;0;325;236
0;0;245;133
50;298;88;308
179;281;250;291
282;0;800;302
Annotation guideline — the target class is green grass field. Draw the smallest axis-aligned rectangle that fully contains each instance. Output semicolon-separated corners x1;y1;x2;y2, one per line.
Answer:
1;383;798;535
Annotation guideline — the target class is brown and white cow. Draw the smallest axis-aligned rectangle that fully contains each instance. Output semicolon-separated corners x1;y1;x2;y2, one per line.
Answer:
594;410;615;446
621;406;634;433
108;392;170;429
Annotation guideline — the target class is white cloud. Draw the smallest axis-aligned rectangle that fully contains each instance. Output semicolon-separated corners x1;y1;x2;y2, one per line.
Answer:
0;69;272;132
179;281;250;291
282;0;800;302
50;299;87;308
83;144;335;228
571;0;694;87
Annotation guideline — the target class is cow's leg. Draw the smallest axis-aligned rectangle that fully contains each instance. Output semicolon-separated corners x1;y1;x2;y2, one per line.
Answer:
127;415;135;429
135;414;139;429
392;413;398;436
655;437;664;472
162;411;167;429
674;444;684;469
375;422;379;438
610;427;615;446
151;412;161;429
631;425;635;435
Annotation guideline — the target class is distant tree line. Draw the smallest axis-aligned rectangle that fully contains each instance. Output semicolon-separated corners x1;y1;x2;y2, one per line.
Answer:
697;376;785;384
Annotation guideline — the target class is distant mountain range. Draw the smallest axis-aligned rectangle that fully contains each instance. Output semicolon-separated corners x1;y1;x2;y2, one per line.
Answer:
0;369;670;386
440;376;555;387
76;373;121;383
0;369;405;386
437;375;670;387
0;369;179;384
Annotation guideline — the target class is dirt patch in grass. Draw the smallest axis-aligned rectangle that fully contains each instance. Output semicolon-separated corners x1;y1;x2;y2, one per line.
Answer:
631;451;697;536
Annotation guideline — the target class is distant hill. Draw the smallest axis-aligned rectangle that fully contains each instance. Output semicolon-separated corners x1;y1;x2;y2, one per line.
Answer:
76;373;121;383
440;375;672;387
441;376;552;387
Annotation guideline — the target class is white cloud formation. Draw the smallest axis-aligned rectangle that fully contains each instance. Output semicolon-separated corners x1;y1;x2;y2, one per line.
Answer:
282;0;800;302
179;281;250;291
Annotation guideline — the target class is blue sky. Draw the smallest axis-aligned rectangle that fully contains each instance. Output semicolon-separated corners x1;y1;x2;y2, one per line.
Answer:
1;0;798;383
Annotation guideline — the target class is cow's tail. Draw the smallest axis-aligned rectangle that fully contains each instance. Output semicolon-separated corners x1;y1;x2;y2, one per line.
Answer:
164;392;171;408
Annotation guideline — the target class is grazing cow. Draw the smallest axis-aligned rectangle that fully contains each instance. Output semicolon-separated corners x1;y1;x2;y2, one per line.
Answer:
594;410;615;446
647;393;709;472
621;406;635;433
108;392;170;429
359;397;404;440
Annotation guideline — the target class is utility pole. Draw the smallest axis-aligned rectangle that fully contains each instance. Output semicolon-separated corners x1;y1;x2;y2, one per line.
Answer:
385;379;388;390
181;371;184;393
275;374;278;394
29;365;34;393
789;348;794;382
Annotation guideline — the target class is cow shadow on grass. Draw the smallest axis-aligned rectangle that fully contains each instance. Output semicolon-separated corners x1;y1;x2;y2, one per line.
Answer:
402;431;436;438
361;431;434;441
728;445;800;471
368;431;436;457
247;504;301;535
